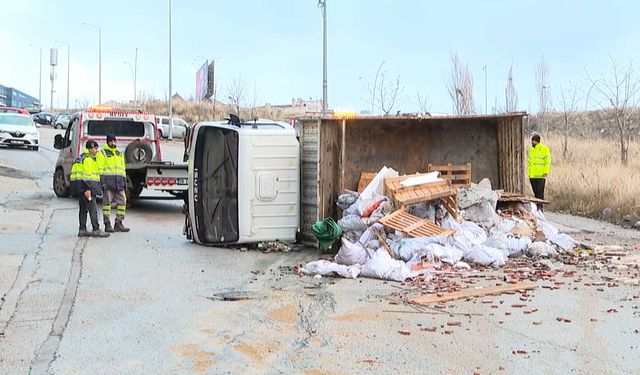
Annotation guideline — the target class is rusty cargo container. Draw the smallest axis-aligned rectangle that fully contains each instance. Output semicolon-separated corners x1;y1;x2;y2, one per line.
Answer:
298;113;527;245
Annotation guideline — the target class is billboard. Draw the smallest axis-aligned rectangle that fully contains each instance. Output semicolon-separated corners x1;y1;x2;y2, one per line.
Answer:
195;60;208;101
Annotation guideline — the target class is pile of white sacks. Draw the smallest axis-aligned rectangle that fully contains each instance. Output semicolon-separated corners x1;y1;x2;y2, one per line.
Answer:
300;167;577;282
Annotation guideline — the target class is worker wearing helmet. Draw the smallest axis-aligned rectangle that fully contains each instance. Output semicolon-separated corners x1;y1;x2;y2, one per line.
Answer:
70;140;109;237
97;134;130;232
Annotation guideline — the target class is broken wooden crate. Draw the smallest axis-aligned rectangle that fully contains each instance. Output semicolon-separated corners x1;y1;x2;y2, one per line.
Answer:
384;173;460;220
427;163;472;189
357;172;377;193
378;208;455;238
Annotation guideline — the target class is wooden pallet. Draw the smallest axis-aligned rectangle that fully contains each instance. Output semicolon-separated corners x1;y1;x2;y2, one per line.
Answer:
357;172;377;193
378;209;455;238
427;163;472;188
384;174;460;220
498;191;550;204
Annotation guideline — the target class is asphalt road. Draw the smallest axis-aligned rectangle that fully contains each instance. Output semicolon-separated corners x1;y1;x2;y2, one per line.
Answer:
0;127;639;374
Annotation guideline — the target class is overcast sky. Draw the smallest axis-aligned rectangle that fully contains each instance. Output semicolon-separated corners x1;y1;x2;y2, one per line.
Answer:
1;0;640;114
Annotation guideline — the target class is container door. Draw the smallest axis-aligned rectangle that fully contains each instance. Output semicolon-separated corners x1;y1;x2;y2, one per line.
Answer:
190;126;239;244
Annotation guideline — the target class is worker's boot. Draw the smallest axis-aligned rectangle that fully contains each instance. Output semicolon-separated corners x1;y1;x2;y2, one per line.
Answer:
78;229;91;237
104;220;115;233
114;220;130;232
92;229;110;238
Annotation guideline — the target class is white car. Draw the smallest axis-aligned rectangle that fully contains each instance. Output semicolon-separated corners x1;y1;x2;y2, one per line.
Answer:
156;116;188;139
0;113;40;151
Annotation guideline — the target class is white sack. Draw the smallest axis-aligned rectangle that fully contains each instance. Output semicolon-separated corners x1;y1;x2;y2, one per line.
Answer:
338;214;368;232
463;244;508;267
300;260;362;279
334;238;371;266
361;249;420;282
526;241;558;257
400;172;441;187
397;237;462;264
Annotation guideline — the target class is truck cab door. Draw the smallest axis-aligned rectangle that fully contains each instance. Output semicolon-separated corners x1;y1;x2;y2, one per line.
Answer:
60;118;78;179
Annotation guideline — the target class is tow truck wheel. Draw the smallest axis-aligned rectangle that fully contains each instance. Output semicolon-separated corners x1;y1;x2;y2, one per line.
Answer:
126;185;143;200
53;168;70;198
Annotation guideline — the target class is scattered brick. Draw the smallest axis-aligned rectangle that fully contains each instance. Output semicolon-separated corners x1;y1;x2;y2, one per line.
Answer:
398;330;411;336
532;320;542;325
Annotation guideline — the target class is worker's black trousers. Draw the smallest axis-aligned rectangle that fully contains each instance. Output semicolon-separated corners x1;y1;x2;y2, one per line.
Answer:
79;195;99;231
529;178;546;211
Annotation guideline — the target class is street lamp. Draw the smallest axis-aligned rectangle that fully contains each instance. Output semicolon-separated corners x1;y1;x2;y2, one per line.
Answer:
55;40;70;112
29;44;42;109
318;0;328;114
123;47;138;104
168;0;173;139
82;22;102;105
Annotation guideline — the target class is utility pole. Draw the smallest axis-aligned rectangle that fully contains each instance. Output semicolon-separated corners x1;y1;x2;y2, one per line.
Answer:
50;48;58;110
29;44;42;109
168;0;173;140
318;0;328;114
82;22;102;105
55;40;70;112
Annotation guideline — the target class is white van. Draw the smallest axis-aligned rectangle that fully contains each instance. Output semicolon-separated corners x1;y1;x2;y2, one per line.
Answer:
185;118;299;245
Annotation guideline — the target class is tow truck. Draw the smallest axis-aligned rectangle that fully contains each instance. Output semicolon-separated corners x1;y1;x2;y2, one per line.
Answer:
52;106;188;199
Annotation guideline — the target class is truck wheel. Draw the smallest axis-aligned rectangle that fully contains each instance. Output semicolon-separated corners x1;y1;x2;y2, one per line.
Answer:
124;141;153;164
126;185;143;200
53;168;70;197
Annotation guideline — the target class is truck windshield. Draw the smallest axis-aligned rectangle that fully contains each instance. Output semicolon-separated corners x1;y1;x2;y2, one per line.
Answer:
193;126;239;244
85;120;146;137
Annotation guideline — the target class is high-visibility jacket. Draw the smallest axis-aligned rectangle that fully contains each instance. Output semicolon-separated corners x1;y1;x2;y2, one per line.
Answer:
97;144;127;191
528;142;551;179
70;149;102;197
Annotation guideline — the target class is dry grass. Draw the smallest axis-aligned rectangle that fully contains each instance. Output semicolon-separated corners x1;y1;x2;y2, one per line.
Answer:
535;133;640;219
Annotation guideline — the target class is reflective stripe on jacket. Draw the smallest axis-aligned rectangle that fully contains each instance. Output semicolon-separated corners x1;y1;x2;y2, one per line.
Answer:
528;143;551;179
70;149;102;197
97;145;127;191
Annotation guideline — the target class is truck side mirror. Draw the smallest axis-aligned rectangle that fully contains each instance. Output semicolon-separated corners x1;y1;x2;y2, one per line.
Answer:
54;134;64;150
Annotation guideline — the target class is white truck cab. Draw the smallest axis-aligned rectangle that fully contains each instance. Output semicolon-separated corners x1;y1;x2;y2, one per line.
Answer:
53;107;188;199
185;117;300;245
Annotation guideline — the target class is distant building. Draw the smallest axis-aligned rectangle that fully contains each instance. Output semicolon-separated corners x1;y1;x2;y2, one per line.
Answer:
0;84;40;109
265;98;324;116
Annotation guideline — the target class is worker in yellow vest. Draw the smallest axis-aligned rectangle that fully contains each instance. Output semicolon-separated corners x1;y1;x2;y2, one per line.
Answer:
97;134;130;233
528;134;551;210
70;140;110;237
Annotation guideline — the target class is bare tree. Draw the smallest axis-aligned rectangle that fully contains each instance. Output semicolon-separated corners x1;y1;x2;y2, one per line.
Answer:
226;75;247;118
558;83;579;159
446;52;475;114
376;71;402;115
415;91;431;115
535;57;550;131
504;64;518;112
588;58;640;166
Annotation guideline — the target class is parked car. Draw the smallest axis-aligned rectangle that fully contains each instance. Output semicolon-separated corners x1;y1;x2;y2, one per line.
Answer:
156;116;188;139
0;113;40;150
32;112;53;126
0;107;30;115
54;114;71;129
